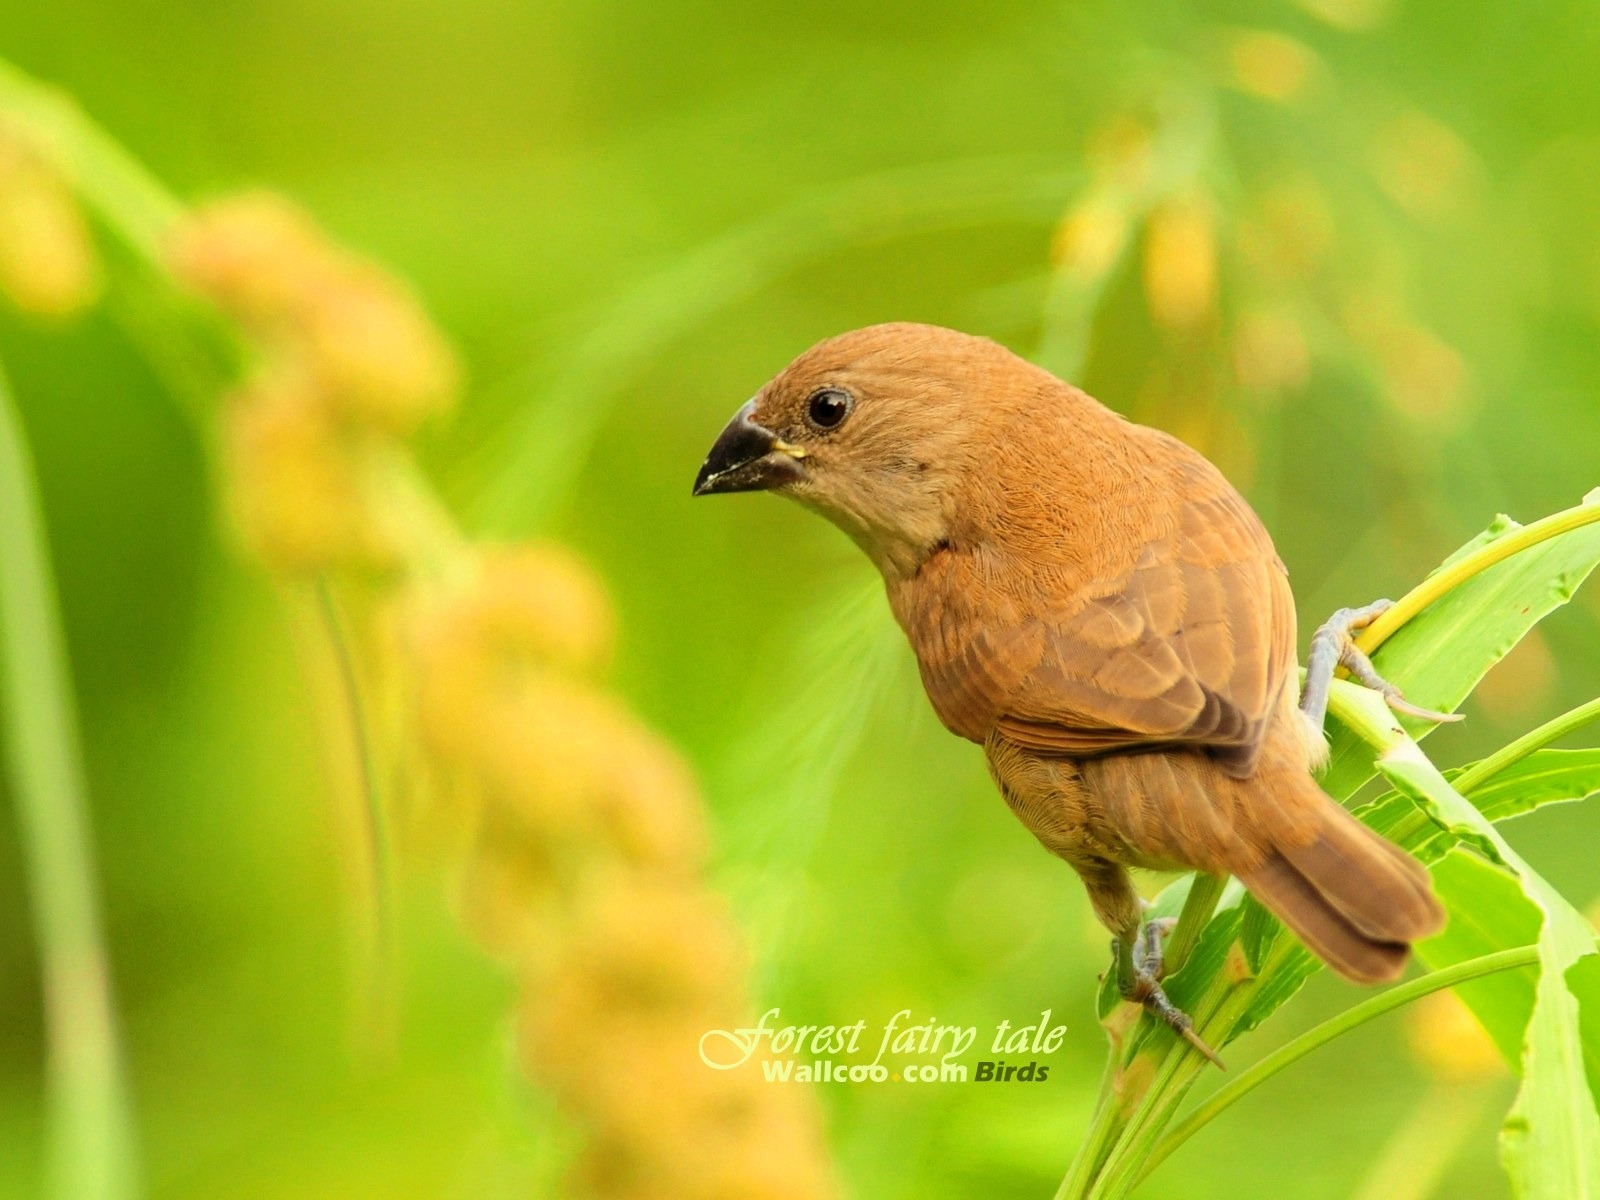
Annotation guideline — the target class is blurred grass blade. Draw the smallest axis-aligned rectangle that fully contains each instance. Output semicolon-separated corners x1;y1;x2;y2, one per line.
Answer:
1335;682;1600;1199
0;57;183;261
714;575;911;991
471;157;1080;532
1323;498;1600;799
0;362;139;1199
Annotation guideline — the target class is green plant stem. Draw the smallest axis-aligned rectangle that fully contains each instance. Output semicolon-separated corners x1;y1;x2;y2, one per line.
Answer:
1052;1046;1129;1200
312;578;396;1057
1453;696;1600;795
1053;870;1229;1199
1135;946;1539;1186
1088;977;1257;1199
0;361;138;1199
1164;872;1225;976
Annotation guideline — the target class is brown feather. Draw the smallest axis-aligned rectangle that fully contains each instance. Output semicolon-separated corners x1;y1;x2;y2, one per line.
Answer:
727;322;1446;984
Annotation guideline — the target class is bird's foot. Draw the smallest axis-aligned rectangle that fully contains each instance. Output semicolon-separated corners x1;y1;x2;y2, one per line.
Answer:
1300;598;1464;737
1112;920;1225;1069
1134;915;1178;979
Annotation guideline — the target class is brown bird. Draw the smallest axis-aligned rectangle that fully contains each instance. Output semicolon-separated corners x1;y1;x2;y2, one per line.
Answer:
693;323;1447;1060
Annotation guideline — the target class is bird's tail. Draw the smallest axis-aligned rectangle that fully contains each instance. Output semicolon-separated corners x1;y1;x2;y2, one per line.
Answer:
1238;780;1445;984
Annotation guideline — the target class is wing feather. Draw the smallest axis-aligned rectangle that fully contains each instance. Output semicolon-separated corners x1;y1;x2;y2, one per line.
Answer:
898;458;1294;775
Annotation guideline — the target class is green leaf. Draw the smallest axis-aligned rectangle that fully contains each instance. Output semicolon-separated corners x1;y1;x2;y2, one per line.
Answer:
1322;508;1600;801
1375;732;1600;1198
1422;849;1543;1066
1468;749;1600;824
1352;747;1600;870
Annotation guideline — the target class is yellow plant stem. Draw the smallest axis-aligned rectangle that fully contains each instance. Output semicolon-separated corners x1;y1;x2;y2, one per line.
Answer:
1352;500;1600;658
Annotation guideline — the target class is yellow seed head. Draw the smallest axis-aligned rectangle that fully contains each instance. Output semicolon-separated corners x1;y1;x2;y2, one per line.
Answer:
1233;309;1311;392
1143;197;1218;330
1406;989;1503;1082
1224;30;1322;104
1051;194;1130;280
454;817;566;967
470;544;615;675
173;192;459;434
297;266;459;435
522;879;746;1089
1238;178;1335;281
1085;114;1155;189
169;193;333;325
223;376;395;572
1368;110;1477;221
410;544;615;766
0;127;100;316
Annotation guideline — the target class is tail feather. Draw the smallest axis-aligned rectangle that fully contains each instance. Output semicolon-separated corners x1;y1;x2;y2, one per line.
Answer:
1240;798;1446;985
1240;853;1412;983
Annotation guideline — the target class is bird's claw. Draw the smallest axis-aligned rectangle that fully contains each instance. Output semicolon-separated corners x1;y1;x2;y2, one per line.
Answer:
1301;598;1463;736
1112;920;1226;1069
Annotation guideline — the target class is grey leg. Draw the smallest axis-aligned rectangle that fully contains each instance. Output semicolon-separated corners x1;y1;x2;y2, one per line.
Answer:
1301;599;1464;736
1110;919;1225;1069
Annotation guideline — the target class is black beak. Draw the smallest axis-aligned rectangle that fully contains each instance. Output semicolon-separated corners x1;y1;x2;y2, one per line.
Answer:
692;400;807;496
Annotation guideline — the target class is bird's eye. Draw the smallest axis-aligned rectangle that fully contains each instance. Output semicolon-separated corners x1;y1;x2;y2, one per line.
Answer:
806;387;853;430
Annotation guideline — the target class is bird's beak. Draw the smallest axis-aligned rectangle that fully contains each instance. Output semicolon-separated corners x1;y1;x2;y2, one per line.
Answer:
692;400;808;496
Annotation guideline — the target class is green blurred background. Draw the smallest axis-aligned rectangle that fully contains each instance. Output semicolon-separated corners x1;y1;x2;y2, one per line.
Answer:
2;0;1599;1196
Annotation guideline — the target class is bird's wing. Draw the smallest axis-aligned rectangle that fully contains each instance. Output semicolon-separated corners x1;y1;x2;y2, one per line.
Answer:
910;474;1296;775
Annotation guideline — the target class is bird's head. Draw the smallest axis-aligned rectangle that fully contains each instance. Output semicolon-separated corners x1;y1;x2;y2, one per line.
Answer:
692;323;1036;577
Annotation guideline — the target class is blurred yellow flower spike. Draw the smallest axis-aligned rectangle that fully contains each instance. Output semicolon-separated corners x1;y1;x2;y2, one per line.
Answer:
0;120;100;316
521;879;836;1200
1406;989;1505;1083
1369;110;1479;221
170;180;836;1196
1295;0;1394;32
1223;30;1323;104
1344;290;1473;428
172;193;459;436
403;542;831;1197
1085;113;1156;190
1239;177;1336;282
1143;195;1218;330
222;374;397;572
1051;192;1131;281
1233;308;1311;393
